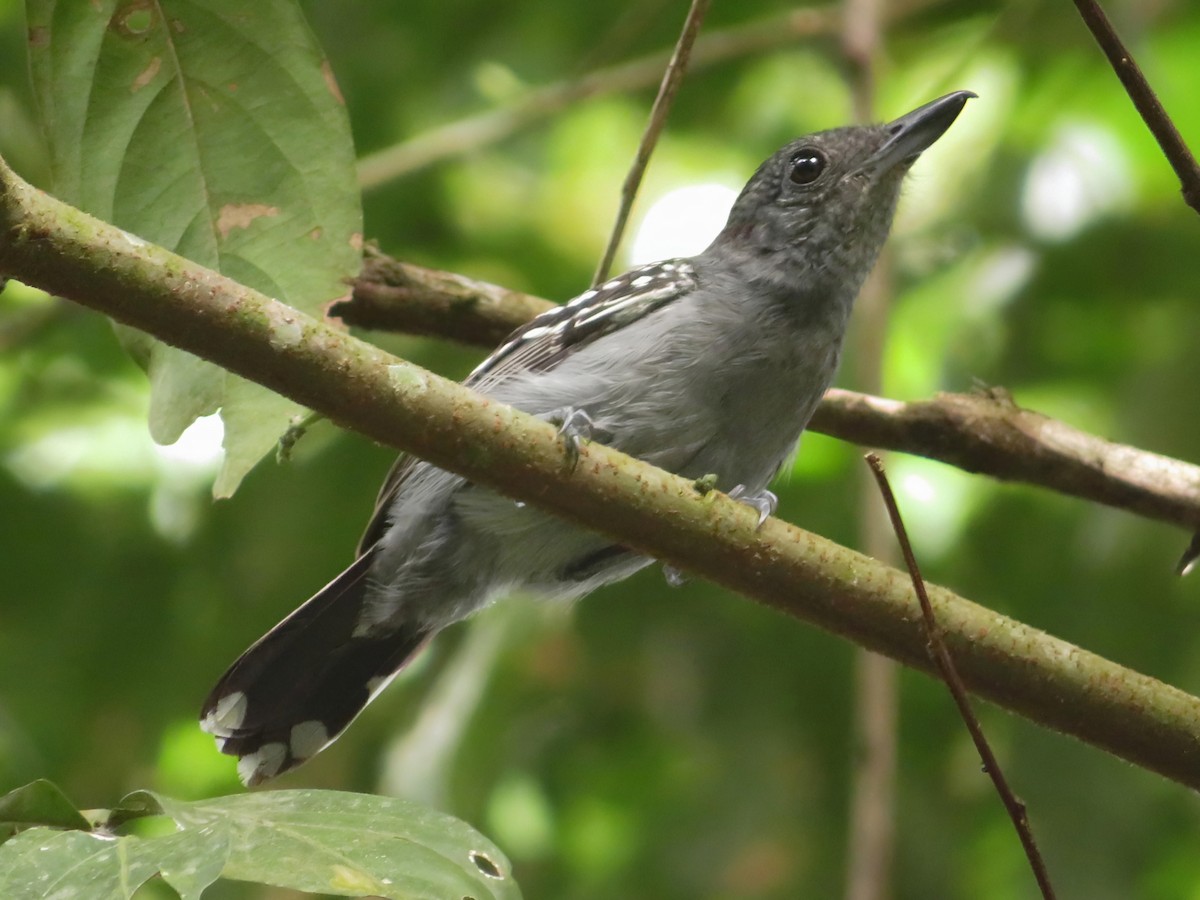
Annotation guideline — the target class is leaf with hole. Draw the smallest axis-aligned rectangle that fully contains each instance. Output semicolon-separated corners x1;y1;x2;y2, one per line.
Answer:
149;790;522;899
0;788;521;899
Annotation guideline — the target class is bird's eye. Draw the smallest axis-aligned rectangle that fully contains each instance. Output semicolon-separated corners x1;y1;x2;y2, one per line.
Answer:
788;149;827;185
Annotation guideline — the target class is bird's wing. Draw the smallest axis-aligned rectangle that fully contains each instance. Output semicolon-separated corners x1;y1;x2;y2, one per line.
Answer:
356;259;698;554
465;259;697;390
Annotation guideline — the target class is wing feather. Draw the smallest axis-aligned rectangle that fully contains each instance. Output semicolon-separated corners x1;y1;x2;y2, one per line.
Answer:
356;259;698;552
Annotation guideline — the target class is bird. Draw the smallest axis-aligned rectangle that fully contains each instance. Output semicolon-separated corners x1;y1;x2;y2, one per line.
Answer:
201;90;975;785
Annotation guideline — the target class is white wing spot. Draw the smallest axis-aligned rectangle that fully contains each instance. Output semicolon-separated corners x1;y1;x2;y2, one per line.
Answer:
569;289;597;306
237;742;287;785
289;721;331;761
631;275;652;287
201;691;247;734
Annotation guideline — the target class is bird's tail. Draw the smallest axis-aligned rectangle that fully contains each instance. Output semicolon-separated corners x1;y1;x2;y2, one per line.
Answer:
200;549;431;785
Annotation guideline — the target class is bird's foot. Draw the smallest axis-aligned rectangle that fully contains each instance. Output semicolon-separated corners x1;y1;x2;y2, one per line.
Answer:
728;484;777;528
663;564;689;588
549;407;609;470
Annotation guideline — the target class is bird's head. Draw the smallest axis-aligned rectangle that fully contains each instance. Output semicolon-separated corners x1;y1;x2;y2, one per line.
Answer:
710;90;975;303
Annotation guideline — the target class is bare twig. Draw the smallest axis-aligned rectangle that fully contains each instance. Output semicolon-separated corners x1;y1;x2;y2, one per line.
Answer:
865;453;1057;900
343;258;1200;536
5;153;1200;790
592;0;711;285
1070;0;1200;213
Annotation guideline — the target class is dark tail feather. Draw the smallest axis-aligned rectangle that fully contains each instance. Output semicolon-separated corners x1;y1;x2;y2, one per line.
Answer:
200;549;431;785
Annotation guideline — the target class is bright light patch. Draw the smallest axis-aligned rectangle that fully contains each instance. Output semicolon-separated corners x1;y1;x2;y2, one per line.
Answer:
629;183;738;265
4;409;226;544
899;470;937;505
6;417;153;488
154;413;225;470
968;244;1035;316
1021;123;1132;241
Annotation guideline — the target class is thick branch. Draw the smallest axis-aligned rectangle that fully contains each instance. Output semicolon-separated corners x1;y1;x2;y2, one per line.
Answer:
811;388;1200;529
3;157;1200;790
340;255;1200;533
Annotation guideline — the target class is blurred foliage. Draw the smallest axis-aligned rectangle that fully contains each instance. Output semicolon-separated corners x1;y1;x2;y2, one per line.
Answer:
1;0;1199;898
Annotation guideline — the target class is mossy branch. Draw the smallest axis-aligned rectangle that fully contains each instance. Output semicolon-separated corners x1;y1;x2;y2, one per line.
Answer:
3;155;1200;790
341;249;1200;536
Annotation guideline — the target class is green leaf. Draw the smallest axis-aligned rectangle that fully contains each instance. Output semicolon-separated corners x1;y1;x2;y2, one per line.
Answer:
26;0;363;496
0;827;229;900
152;789;522;900
0;780;90;844
0;789;520;899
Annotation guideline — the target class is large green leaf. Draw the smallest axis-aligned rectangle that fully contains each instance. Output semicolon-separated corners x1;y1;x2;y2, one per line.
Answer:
26;0;362;496
0;787;521;899
155;790;522;899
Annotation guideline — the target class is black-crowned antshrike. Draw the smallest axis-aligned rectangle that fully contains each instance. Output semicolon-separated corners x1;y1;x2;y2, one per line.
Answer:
202;91;975;785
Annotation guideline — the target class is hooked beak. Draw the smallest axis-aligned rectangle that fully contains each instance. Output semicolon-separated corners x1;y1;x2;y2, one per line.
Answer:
864;90;976;172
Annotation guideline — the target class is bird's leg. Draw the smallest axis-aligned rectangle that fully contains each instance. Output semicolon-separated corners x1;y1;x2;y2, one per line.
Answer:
548;407;610;471
728;484;778;528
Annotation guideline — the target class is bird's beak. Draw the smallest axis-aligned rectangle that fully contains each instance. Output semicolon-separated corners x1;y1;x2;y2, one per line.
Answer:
863;90;976;172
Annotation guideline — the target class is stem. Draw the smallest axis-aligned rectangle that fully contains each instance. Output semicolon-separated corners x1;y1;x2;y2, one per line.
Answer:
1070;0;1200;213
592;0;711;285
866;453;1057;900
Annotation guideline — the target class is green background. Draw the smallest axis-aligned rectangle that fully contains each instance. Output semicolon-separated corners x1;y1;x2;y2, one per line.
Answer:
2;0;1199;897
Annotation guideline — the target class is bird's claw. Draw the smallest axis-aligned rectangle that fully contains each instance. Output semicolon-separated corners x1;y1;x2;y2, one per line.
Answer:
729;484;777;528
549;407;609;470
663;564;689;588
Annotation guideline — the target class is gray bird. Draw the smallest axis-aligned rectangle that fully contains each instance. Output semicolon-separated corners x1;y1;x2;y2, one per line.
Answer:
202;90;974;785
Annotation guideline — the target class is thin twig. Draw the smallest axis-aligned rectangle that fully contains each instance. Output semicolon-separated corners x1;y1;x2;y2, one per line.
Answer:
1070;0;1200;213
592;0;711;285
864;453;1058;900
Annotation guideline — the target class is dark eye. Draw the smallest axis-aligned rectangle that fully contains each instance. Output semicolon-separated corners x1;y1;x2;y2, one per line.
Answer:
788;149;827;185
